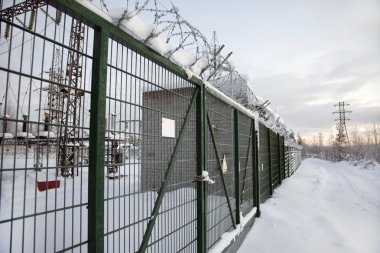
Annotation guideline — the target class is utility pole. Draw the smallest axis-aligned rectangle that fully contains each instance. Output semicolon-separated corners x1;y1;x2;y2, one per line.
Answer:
332;102;352;161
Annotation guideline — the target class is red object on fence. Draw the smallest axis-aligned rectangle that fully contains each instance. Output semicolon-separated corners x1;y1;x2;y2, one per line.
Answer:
36;180;61;191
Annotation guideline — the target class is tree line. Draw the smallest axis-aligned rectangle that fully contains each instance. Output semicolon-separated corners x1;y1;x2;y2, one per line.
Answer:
295;123;380;164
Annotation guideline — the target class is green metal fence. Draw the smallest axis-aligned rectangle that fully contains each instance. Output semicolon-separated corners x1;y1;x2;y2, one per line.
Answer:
238;112;255;217
258;123;271;203
0;1;301;252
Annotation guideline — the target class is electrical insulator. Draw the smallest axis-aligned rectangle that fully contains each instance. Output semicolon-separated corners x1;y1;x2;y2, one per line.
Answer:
4;20;11;39
28;10;36;30
56;10;62;25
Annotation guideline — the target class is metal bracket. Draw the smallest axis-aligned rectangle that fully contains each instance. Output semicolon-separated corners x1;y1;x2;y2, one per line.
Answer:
193;170;215;184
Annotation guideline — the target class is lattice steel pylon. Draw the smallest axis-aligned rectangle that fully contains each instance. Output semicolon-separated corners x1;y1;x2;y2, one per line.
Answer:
44;48;64;130
0;0;49;170
207;31;232;82
332;101;352;161
0;0;46;36
58;20;85;177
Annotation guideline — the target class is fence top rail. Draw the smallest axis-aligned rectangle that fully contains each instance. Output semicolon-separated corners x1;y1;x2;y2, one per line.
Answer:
205;82;258;121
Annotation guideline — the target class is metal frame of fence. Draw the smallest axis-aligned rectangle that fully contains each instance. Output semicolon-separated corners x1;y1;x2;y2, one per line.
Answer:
0;1;302;252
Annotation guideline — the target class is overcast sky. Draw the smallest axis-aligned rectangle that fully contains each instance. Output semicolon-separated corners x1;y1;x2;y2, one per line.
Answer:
167;0;380;140
5;0;377;141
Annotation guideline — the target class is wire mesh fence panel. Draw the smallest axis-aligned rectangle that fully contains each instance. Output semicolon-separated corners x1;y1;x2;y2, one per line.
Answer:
205;93;236;250
238;112;254;216
104;36;198;253
270;130;280;189
290;149;295;175
292;148;301;173
288;148;301;176
258;123;270;203
284;147;288;178
1;4;93;253
279;136;285;181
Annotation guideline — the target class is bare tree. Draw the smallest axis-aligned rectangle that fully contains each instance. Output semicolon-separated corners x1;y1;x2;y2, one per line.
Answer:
364;125;373;145
372;123;380;162
296;133;303;145
372;123;379;146
348;126;365;160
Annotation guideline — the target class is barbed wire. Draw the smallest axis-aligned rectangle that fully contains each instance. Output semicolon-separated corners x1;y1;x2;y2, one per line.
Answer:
0;0;293;142
92;0;291;137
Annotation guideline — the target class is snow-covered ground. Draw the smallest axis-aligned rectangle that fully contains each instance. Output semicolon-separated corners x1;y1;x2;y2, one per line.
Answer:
1;152;230;252
238;158;380;253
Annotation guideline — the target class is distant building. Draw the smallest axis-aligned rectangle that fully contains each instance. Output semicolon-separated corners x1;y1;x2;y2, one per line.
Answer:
141;87;234;194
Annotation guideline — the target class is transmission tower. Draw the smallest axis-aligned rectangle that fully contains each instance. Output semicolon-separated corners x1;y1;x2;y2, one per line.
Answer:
58;19;85;177
332;101;352;161
210;31;221;80
1;2;85;176
44;48;64;130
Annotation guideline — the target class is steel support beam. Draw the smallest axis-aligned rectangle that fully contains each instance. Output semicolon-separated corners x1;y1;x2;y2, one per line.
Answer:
0;0;46;20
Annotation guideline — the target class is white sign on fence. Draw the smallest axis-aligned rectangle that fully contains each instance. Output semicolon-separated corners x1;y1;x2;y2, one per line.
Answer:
162;117;176;138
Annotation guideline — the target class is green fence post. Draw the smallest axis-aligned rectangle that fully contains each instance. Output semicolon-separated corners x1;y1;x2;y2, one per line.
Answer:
282;137;285;180
197;85;207;253
277;133;282;184
267;128;273;195
254;127;261;217
88;27;108;253
233;109;241;224
287;146;290;177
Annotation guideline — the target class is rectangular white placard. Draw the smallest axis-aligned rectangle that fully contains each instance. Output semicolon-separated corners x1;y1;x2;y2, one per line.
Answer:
162;118;176;138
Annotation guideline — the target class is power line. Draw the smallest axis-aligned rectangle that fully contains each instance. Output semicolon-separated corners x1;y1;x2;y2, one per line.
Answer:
0;21;54;56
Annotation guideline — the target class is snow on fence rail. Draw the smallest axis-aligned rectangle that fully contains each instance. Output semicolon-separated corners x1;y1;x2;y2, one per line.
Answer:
0;1;301;252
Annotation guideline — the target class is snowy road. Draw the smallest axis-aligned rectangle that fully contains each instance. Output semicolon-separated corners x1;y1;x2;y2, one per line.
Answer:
238;158;380;253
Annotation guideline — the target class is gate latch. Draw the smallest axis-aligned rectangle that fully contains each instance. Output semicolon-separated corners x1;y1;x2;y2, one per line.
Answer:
193;171;215;184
